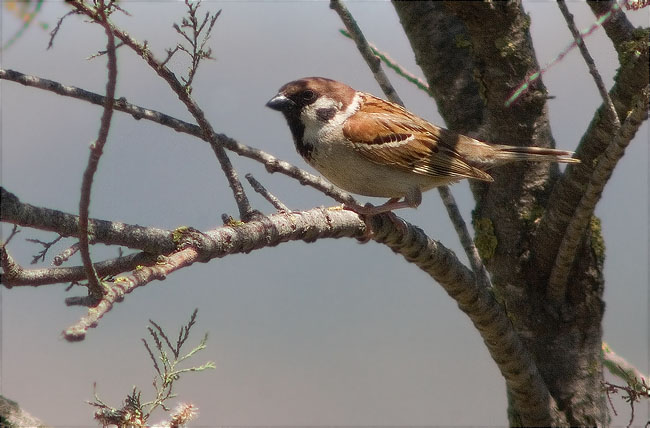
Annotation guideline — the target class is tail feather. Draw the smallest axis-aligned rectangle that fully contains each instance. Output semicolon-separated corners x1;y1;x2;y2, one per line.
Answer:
491;145;580;164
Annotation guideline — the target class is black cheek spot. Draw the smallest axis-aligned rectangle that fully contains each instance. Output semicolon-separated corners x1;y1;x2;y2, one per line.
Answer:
316;107;337;122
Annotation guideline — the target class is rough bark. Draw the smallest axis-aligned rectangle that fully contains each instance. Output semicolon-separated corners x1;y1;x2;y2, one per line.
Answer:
394;1;615;425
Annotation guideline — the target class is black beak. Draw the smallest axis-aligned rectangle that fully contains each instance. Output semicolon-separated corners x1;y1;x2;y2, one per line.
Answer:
266;94;296;112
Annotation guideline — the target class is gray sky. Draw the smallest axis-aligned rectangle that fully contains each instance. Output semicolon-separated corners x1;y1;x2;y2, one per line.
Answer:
1;1;648;426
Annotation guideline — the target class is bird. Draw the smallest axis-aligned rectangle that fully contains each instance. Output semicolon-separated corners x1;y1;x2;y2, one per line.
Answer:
266;77;579;215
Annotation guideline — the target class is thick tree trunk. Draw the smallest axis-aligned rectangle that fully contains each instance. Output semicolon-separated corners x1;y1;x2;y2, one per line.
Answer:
394;1;608;425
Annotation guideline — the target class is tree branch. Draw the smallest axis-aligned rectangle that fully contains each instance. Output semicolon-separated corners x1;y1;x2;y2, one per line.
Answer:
367;214;563;426
78;3;118;299
534;12;649;277
1;187;176;253
0;68;360;210
245;174;289;212
329;0;403;105
557;0;620;128
547;86;649;301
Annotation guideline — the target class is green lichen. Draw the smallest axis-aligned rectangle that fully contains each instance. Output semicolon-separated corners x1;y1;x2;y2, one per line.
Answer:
495;37;517;58
227;218;245;227
520;204;545;228
587;357;600;376
521;13;531;31
589;216;606;265
172;226;190;244
473;68;488;105
455;34;472;49
473;217;498;261
619;27;649;67
0;415;15;428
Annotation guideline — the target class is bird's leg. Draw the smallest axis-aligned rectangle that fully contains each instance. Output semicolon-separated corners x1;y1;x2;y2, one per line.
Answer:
346;198;407;216
346;187;422;216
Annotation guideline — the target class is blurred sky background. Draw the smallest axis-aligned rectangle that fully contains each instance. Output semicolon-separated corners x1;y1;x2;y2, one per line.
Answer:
1;1;648;426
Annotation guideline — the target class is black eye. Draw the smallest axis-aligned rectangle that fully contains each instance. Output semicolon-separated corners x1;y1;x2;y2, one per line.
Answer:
302;90;316;102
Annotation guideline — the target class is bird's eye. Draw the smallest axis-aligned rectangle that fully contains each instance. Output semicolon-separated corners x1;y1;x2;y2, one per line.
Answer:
302;90;316;102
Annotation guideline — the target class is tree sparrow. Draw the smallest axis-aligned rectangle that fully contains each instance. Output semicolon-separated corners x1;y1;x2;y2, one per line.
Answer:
267;77;579;214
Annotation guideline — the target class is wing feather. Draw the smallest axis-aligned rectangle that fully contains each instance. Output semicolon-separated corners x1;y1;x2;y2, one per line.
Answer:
343;94;493;182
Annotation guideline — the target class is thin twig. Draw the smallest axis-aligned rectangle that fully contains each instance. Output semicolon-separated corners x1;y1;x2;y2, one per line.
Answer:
86;41;125;60
506;1;624;106
48;10;80;50
4;224;21;245
69;1;257;222
78;3;118;300
557;0;621;128
26;235;62;264
338;29;432;97
245;173;290;212
331;0;491;288
53;242;81;266
2;248;158;287
329;0;403;105
438;187;492;288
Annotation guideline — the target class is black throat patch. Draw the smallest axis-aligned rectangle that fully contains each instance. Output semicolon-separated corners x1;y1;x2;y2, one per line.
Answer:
283;112;314;161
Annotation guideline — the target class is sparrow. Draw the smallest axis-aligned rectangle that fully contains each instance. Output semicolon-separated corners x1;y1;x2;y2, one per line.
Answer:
266;77;579;215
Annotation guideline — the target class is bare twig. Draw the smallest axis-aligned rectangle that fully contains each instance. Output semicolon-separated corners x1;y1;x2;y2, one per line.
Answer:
26;235;62;264
48;10;80;50
506;1;625;106
4;224;20;245
437;187;492;288
330;0;402;105
53;242;81;266
171;1;221;90
69;1;256;222
557;0;621;128
338;29;432;97
2;246;158;288
78;2;118;300
547;86;649;301
603;377;649;428
86;41;125;60
63;248;198;341
245;173;290;212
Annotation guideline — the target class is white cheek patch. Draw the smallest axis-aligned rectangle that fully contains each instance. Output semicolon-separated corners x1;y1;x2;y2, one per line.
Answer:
301;93;362;144
301;96;342;125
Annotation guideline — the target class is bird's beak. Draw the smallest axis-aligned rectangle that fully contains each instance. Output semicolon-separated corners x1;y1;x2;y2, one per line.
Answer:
266;94;295;111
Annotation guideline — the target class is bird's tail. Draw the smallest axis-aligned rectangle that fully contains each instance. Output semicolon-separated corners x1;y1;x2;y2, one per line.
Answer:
491;145;580;164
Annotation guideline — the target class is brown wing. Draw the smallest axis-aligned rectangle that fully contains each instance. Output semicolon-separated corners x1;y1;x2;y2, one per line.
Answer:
343;94;494;182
